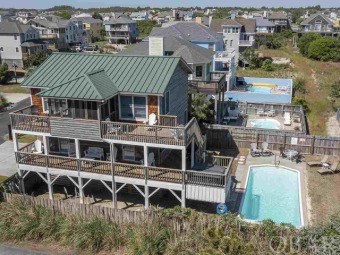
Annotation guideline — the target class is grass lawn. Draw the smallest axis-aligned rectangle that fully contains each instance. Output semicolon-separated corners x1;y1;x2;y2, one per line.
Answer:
238;46;340;135
0;84;28;94
305;155;340;224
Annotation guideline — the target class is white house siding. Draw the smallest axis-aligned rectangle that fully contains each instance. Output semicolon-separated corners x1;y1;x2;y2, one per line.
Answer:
0;34;23;68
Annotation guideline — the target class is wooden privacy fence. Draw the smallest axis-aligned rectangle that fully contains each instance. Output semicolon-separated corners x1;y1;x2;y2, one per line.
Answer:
206;125;340;156
1;192;153;223
337;108;340;123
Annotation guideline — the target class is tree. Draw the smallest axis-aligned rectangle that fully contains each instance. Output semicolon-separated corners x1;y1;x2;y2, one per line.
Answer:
0;64;8;83
293;76;306;94
23;52;49;69
240;48;262;69
0;94;9;110
296;17;303;24
55;10;71;19
92;12;102;20
297;32;321;56
307;37;339;62
100;28;107;41
136;20;160;39
191;93;213;121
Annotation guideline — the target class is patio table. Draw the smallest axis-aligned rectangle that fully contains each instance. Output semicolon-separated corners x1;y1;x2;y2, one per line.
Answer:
284;150;298;161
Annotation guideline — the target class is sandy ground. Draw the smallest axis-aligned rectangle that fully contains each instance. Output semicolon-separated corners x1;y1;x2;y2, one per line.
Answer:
326;114;340;137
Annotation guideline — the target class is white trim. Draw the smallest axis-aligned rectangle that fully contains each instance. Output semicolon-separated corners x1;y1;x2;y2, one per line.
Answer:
118;94;148;121
239;164;304;228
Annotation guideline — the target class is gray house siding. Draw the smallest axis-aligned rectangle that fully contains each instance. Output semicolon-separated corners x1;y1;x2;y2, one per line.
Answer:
165;65;189;125
50;118;101;141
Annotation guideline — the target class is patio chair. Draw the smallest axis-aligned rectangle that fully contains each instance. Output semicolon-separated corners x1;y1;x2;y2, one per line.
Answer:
143;113;157;129
250;143;261;157
256;109;265;116
317;161;339;175
284;117;291;126
306;155;329;167
107;123;121;135
31;140;43;154
261;142;272;156
170;128;179;140
141;152;155;166
266;110;276;117
84;147;104;160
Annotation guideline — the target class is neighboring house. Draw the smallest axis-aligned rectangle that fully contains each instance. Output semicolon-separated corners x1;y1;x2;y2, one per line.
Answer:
15;11;36;24
101;12;128;21
150;22;236;88
0;11;14;22
0;22;47;68
178;11;195;21
268;12;290;32
28;18;86;50
104;17;138;44
117;36;216;82
10;53;233;208
155;11;175;24
130;11;149;21
255;17;275;34
72;17;103;42
72;13;92;18
210;18;256;63
300;13;337;36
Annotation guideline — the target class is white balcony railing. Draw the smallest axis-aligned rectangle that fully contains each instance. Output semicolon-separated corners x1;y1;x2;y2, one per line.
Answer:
239;40;254;46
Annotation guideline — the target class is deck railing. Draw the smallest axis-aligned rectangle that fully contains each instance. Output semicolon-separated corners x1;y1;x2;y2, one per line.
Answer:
11;105;50;133
159;115;178;127
15;152;232;188
185;118;204;146
100;121;186;146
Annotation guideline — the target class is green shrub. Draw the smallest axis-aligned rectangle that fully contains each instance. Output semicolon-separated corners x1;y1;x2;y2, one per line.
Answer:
307;37;340;62
297;32;322;56
261;59;275;71
293;76;306;94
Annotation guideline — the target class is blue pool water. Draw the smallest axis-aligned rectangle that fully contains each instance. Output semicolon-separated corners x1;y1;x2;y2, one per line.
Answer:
247;86;273;94
240;166;302;227
250;119;281;130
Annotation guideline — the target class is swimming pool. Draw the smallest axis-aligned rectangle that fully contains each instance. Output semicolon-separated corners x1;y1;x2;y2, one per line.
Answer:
247;86;273;94
249;119;281;129
240;165;303;227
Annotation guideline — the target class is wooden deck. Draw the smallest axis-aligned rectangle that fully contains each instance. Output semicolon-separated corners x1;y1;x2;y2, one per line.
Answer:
16;152;231;188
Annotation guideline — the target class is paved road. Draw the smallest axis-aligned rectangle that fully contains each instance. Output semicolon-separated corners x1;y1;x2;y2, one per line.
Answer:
0;97;30;144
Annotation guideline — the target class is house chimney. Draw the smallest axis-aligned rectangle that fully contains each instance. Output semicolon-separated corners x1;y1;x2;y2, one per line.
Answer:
149;36;164;56
195;16;202;24
208;16;213;27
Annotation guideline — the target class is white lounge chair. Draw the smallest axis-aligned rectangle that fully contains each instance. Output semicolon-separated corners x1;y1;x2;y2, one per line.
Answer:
257;109;265;116
84;147;104;160
262;142;272;156
284;118;291;126
250;143;261;157
141;152;155;166
31;140;43;154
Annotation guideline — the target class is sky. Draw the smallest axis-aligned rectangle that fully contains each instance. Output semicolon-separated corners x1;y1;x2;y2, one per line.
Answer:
0;0;339;9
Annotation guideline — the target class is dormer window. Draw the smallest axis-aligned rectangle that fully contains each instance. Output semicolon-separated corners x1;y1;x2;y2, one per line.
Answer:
14;34;18;40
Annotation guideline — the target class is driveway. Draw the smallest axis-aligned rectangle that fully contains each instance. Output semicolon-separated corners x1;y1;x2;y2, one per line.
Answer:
0;141;19;176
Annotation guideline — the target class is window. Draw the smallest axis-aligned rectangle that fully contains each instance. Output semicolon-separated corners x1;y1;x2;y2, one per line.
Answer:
0;47;3;52
14;34;18;40
195;66;203;78
120;95;147;120
15;47;19;52
230;40;233;47
43;98;67;114
161;91;170;115
208;44;214;50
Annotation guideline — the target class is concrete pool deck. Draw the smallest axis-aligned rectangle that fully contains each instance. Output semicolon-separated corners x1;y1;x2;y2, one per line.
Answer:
228;153;310;227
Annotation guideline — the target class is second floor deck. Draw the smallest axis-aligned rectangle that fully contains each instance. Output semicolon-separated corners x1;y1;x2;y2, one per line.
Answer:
10;105;204;147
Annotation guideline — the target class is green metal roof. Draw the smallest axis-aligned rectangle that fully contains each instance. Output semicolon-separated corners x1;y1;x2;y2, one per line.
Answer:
23;53;191;99
37;69;119;100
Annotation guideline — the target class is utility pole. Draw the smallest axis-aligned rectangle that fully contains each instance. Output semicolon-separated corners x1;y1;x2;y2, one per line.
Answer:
12;64;18;83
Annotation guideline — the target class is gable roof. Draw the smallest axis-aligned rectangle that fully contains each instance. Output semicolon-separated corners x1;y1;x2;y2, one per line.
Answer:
268;12;288;20
0;22;33;34
237;19;256;33
38;70;118;100
255;17;275;27
104;16;135;25
300;13;333;25
210;18;255;33
116;36;214;64
22;53;192;98
29;19;68;29
150;22;223;43
72;17;102;24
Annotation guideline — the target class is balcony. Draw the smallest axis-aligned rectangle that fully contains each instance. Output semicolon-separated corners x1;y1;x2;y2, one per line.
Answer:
40;34;58;39
16;149;232;188
11;106;204;147
239;40;254;47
